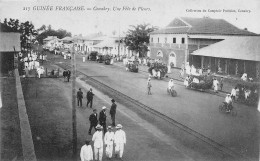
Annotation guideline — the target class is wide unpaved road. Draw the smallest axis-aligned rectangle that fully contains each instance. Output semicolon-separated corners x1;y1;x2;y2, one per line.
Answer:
68;54;259;160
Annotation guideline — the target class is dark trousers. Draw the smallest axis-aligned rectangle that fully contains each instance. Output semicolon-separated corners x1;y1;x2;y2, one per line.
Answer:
111;114;115;126
87;99;93;108
89;123;97;134
67;76;70;82
77;98;82;107
100;122;107;133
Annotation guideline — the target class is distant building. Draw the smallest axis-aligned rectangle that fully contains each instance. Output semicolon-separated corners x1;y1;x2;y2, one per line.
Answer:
149;17;257;72
43;36;61;49
191;36;260;78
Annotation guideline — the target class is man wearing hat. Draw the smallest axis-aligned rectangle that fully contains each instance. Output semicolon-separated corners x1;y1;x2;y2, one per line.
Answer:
104;126;115;159
109;99;117;126
92;124;104;161
114;124;126;159
88;109;98;135
77;88;83;107
86;88;95;108
224;93;233;112
99;106;107;133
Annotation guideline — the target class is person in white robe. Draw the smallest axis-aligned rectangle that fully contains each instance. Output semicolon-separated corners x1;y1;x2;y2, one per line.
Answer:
92;124;103;161
213;79;219;92
104;126;114;159
114;124;126;159
80;140;93;161
241;73;247;81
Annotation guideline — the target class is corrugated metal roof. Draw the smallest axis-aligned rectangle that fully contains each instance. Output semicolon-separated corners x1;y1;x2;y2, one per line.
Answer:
93;38;117;48
0;32;21;52
151;17;257;36
191;36;260;61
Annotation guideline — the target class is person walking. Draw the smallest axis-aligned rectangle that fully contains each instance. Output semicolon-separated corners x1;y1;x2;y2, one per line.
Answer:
219;77;224;91
77;88;83;107
109;99;117;126
147;78;152;95
99;106;107;133
87;88;94;108
213;78;219;93
63;69;68;82
67;69;71;82
114;124;126;159
89;109;98;135
80;140;93;161
104;126;114;159
92;125;104;161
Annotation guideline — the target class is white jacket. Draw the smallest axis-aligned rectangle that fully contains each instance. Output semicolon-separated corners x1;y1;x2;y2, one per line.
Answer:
92;131;103;148
104;131;114;145
114;130;126;144
80;145;93;161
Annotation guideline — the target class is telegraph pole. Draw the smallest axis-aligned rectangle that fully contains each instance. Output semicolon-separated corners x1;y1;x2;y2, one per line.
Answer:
71;44;77;159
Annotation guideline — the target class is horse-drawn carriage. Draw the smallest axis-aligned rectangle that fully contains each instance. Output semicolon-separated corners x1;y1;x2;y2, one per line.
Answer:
104;55;112;65
88;51;98;61
185;74;214;91
148;62;168;79
126;60;139;72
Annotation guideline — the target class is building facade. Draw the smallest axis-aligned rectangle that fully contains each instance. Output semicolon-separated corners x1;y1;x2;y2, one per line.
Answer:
149;17;257;73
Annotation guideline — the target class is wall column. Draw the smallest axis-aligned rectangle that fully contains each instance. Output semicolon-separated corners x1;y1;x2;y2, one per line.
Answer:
201;56;204;68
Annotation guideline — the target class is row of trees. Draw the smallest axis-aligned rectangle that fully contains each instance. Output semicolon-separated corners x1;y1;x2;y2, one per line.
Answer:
36;25;72;44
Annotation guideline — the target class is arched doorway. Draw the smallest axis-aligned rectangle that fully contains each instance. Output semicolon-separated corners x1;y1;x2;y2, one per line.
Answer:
168;52;176;73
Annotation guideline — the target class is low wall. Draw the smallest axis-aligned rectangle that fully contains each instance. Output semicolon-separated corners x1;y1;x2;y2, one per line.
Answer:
15;69;37;161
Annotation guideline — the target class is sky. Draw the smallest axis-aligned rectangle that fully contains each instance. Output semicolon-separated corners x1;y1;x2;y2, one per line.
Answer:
0;0;260;36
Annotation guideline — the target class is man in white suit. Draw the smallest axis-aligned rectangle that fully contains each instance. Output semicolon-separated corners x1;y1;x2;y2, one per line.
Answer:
104;126;114;159
92;124;103;161
114;124;126;159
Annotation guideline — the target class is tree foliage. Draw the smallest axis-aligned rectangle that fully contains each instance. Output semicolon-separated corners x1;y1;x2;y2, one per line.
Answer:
124;24;158;57
2;18;38;51
36;25;72;44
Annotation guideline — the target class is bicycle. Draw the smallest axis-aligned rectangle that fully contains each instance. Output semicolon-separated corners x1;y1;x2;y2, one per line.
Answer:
219;102;237;116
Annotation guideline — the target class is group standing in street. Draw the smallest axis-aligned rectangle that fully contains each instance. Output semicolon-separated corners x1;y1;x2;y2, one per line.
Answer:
62;69;71;82
81;123;126;161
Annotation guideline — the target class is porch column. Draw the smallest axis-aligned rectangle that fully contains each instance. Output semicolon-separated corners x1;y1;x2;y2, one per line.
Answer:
225;59;228;74
201;56;204;68
244;61;246;73
235;60;238;75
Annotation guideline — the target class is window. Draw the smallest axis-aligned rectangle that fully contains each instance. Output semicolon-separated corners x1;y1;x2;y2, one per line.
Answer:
165;37;167;43
173;38;176;43
158;37;159;43
151;37;153;43
181;38;185;44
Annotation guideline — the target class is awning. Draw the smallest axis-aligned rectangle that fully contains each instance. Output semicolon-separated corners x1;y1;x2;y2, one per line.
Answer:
191;36;260;61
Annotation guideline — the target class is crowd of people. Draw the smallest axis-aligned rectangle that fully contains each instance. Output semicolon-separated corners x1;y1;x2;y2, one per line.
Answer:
76;88;127;161
20;51;48;78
